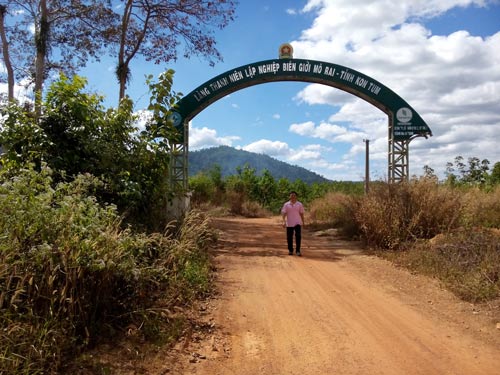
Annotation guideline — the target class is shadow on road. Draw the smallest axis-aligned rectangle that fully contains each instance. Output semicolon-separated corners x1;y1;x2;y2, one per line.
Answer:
210;216;365;263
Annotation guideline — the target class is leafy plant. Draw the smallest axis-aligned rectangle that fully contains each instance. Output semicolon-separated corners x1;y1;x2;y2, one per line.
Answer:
0;73;182;231
0;166;216;373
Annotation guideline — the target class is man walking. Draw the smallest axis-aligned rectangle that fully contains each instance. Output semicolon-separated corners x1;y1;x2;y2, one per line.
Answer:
281;191;305;256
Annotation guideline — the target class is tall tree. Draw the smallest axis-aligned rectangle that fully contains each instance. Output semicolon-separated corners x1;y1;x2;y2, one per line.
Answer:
114;0;236;101
0;0;116;110
490;161;500;185
445;155;491;185
0;4;14;101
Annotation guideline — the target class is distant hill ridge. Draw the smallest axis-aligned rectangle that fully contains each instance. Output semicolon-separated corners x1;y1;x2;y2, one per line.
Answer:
188;146;330;184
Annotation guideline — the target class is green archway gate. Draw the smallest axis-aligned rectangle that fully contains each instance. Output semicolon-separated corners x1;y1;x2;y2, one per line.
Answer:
169;54;432;190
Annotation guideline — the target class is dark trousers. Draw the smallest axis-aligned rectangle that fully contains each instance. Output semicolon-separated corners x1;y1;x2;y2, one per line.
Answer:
286;225;302;253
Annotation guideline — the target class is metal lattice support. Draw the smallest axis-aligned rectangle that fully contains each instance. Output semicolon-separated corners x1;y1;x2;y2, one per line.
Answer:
169;122;189;191
388;116;410;183
388;140;410;183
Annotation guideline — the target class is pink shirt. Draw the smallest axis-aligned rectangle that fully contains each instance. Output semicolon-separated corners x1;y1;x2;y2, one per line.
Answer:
281;200;304;227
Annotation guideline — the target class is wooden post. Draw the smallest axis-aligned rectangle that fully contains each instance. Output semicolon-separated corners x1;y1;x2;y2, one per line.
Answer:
364;139;370;194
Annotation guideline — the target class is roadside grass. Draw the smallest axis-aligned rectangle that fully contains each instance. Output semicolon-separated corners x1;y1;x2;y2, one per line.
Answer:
308;180;500;303
0;166;216;374
308;192;361;239
391;228;500;302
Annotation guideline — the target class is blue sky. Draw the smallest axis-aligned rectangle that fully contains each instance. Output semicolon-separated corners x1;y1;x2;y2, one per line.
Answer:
6;0;500;181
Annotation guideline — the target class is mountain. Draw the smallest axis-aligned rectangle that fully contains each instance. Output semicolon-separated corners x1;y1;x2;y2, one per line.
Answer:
188;146;331;184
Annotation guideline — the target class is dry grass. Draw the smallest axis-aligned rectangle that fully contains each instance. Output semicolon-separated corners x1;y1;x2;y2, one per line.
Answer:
392;228;500;302
308;192;360;238
308;178;500;303
461;185;500;228
356;179;462;249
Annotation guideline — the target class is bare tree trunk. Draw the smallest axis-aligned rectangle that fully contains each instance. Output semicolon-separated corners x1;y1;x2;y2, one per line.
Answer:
117;0;149;102
117;0;133;102
0;5;14;101
34;0;48;116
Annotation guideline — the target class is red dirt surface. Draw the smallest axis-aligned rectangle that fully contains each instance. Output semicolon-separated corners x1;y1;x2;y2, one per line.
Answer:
95;215;499;375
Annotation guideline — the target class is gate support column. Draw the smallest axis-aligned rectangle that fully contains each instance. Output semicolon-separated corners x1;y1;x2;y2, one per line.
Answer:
169;121;189;191
168;122;190;218
388;116;410;183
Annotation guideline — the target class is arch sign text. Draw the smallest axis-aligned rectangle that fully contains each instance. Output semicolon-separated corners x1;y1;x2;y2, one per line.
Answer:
172;58;432;142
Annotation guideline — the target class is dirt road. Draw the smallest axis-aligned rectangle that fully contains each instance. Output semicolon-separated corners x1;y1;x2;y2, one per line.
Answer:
166;216;500;375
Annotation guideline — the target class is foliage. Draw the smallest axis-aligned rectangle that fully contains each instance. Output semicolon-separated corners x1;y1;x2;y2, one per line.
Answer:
188;146;365;216
488;161;500;185
0;166;215;373
1;0;236;102
190;172;216;206
190;164;225;207
0;100;45;167
445;155;492;186
111;0;236;99
189;160;364;217
0;73;179;230
0;0;116;102
145;69;183;142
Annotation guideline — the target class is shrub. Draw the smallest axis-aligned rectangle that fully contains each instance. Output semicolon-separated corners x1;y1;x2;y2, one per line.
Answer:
226;189;245;215
395;229;500;302
0;74;179;232
0;167;215;374
461;185;500;228
308;192;361;238
356;179;462;249
189;173;215;207
241;200;269;218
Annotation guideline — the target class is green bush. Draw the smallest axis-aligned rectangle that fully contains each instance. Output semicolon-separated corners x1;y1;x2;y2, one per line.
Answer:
189;173;215;206
0;73;180;232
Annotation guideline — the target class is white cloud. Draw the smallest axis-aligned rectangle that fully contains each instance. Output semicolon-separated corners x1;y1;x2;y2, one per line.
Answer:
294;84;353;106
289;121;316;136
288;0;500;178
242;139;290;156
289;120;368;145
272;113;281;119
189;124;240;150
287;144;326;161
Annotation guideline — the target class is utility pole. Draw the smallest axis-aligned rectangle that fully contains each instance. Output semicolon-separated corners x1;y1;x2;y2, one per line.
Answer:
363;139;370;194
